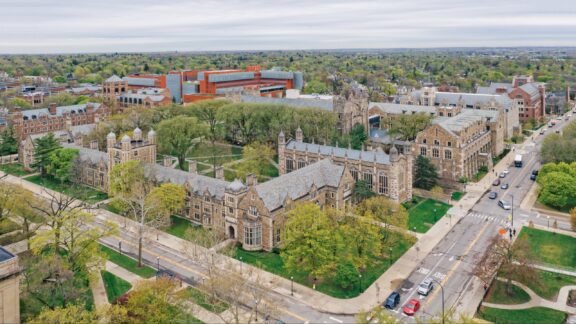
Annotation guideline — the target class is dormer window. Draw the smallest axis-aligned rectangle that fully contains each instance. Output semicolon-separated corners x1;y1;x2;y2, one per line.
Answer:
249;206;257;217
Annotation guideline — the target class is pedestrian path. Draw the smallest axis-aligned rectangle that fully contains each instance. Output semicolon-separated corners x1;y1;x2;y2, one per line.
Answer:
105;261;144;285
92;271;110;310
482;278;576;314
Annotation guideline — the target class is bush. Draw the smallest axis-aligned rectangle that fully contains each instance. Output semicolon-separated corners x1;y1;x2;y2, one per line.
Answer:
334;261;360;290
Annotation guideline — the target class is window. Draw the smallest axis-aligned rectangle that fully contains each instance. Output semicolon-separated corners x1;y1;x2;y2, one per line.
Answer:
194;213;200;221
249;206;258;217
286;159;294;173
422;139;427;144
363;172;373;187
204;196;210;202
350;169;359;181
420;147;427;156
434;139;439;146
228;207;233;213
244;225;262;246
297;159;306;169
331;192;335;198
275;228;281;244
432;148;439;158
227;197;234;203
447;112;452;117
447;141;452;147
445;150;452;159
379;174;389;194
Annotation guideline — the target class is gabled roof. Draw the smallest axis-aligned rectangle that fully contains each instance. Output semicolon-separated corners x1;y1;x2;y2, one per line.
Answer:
432;109;499;135
369;102;436;115
62;143;108;164
254;159;344;212
148;164;229;199
20;103;102;119
285;140;391;165
105;75;123;83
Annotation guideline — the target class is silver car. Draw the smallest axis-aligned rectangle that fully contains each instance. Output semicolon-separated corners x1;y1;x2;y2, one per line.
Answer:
417;278;434;296
498;200;511;210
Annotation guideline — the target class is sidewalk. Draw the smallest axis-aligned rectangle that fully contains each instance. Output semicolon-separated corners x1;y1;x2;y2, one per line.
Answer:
92;271;110;311
105;261;144;285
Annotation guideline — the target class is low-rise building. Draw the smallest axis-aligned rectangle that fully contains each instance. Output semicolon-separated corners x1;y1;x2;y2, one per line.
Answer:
0;247;21;324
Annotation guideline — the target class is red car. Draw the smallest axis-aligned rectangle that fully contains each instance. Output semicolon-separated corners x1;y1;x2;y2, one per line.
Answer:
403;299;420;316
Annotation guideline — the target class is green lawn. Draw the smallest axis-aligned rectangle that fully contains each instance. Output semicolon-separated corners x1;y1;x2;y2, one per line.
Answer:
507;269;576;301
450;191;465;201
100;245;156;278
233;232;416;299
165;216;218;248
477;306;566;324
0;231;27;245
187;142;243;165
0;163;32;176
182;287;229;313
101;270;132;303
26;175;108;203
484;280;531;305
406;198;451;233
0;218;20;235
518;227;576;268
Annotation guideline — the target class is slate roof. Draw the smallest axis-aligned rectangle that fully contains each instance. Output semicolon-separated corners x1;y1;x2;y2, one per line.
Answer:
285;140;391;165
369;128;412;145
369;102;436;115
411;90;513;109
240;95;334;111
62;143;108;164
519;83;541;99
148;164;229;199
21;103;102;119
105;75;123;83
476;82;513;95
433;109;499;135
255;159;344;212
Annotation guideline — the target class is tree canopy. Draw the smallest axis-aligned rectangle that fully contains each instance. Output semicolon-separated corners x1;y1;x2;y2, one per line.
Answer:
414;155;439;190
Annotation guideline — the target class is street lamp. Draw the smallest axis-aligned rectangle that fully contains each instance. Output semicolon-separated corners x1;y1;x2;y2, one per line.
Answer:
358;274;363;293
254;300;259;322
389;247;393;266
290;276;294;296
156;256;160;271
430;278;445;324
239;256;243;274
118;241;122;255
434;208;437;222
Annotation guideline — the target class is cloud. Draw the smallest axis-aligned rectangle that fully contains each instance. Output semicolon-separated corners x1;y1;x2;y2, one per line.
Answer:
0;0;574;53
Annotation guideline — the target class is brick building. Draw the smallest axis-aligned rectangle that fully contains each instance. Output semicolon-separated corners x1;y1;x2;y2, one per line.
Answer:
9;102;109;140
0;248;21;324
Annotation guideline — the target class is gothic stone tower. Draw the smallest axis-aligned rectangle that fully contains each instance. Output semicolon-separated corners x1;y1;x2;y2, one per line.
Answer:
107;127;157;172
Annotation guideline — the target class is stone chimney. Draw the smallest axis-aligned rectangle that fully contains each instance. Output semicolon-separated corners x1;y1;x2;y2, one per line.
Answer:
49;103;57;115
187;160;197;173
215;166;224;180
246;173;258;186
89;140;99;150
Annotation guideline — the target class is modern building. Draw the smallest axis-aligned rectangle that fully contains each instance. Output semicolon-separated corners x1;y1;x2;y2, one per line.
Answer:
0;247;21;324
117;88;172;108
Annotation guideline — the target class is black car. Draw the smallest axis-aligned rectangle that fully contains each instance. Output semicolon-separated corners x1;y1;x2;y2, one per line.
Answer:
530;170;539;181
488;191;498;199
383;291;401;309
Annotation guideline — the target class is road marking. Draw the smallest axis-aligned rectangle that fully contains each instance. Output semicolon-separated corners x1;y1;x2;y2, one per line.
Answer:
329;316;343;323
417;268;430;275
448;256;455;262
424;220;493;306
433;272;446;280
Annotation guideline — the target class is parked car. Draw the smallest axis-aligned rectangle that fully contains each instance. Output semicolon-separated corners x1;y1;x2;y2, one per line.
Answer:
383;291;401;309
540;128;547;135
417;278;434;296
530;170;539;181
500;183;509;189
502;169;510;175
488;191;498;199
499;172;506;178
403;299;421;316
498;200;511;210
492;179;501;186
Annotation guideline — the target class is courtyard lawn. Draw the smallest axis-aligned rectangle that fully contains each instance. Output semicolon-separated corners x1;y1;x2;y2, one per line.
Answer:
508;269;576;301
165;215;218;248
233;232;416;299
0;163;32;177
100;245;156;278
26;175;108;203
484;280;531;305
101;270;132;303
181;287;229;313
450;191;465;201
477;306;566;324
406;198;451;233
518;227;576;269
187;142;243;165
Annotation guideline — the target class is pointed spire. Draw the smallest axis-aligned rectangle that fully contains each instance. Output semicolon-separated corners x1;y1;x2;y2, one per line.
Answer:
336;141;339;148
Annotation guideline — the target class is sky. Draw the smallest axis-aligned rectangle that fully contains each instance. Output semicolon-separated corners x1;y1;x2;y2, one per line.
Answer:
0;0;575;54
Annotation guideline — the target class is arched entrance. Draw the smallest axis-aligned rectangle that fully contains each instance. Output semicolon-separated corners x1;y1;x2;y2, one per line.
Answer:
228;226;235;239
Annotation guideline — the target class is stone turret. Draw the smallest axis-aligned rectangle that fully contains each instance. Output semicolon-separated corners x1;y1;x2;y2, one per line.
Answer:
133;127;142;141
121;134;131;151
296;126;303;143
389;145;399;163
147;129;156;145
106;132;116;149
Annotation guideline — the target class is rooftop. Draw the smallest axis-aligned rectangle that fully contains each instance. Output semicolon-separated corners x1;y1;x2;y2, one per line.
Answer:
286;139;391;165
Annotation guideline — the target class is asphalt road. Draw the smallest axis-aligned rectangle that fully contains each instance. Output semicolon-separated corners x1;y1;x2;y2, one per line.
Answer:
390;113;574;322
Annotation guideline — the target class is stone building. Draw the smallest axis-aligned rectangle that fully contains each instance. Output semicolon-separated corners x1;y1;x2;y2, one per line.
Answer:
102;75;128;101
400;87;520;140
117;88;172;108
414;109;502;182
278;128;413;202
0;247;21;324
9;102;109;140
231;84;370;135
66;127;355;252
